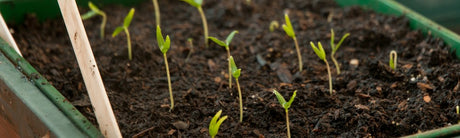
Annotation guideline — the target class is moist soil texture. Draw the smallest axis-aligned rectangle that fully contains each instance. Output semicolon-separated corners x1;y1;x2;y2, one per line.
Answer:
10;0;460;137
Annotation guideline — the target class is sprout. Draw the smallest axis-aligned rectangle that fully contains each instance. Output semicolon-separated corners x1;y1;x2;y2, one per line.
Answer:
208;30;238;88
389;50;397;70
182;0;209;47
185;38;194;62
282;13;303;72
269;20;279;32
330;29;350;74
81;2;107;39
273;89;297;138
152;0;160;26
112;8;135;60
209;110;228;138
310;42;333;95
156;25;174;111
229;56;243;122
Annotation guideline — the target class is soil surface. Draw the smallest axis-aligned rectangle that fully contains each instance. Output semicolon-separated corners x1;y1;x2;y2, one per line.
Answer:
10;0;460;137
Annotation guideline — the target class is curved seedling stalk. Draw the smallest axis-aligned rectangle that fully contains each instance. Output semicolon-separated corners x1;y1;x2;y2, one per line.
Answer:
229;56;243;122
310;41;333;95
182;0;209;47
156;25;174;111
282;13;303;72
112;8;135;60
330;28;350;74
81;2;107;39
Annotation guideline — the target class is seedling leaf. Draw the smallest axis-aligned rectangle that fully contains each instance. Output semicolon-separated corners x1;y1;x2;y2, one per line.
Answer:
229;56;241;78
389;50;397;70
209;110;227;137
335;33;350;52
273;90;287;108
156;26;170;54
156;25;164;46
81;11;97;20
310;42;326;60
88;2;103;15
282;14;295;38
123;8;135;28
163;35;171;53
225;30;238;46
208;37;226;47
112;26;124;37
182;0;202;8
285;90;297;109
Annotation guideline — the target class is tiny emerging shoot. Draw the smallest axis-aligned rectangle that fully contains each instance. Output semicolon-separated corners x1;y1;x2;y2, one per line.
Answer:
209;110;228;138
156;25;174;111
389;50;397;70
81;2;107;39
310;41;333;95
185;38;194;62
152;0;160;26
273;89;297;138
269;20;279;32
112;8;135;60
330;29;350;75
282;13;303;72
182;0;209;47
208;30;238;88
229;56;243;122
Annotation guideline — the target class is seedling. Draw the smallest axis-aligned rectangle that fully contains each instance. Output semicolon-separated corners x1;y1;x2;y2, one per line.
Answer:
208;30;238;88
81;2;107;39
282;13;303;72
185;38;194;62
209;110;228;138
273;89;297;138
156;25;174;111
229;56;243;122
182;0;209;47
310;42;333;95
330;29;350;74
389;50;397;70
152;0;160;26
112;8;135;60
269;20;279;32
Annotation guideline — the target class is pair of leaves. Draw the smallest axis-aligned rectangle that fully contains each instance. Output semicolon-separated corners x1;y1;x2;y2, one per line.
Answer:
310;42;326;61
156;25;171;54
389;50;397;70
229;56;241;78
81;2;105;20
112;8;135;37
208;30;238;50
182;0;203;8
273;90;297;110
330;29;350;54
209;110;228;137
282;14;295;38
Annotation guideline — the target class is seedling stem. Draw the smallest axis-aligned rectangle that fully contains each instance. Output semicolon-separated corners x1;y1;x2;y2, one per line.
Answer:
330;29;350;74
156;25;174;110
236;78;243;122
282;14;302;72
82;2;107;39
293;37;302;72
310;42;333;95
229;56;243;122
208;31;238;88
112;8;135;60
164;53;173;111
152;0;160;26
198;7;209;47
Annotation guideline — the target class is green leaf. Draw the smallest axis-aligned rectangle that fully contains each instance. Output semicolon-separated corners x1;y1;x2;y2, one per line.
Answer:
225;30;238;46
283;14;295;38
182;0;201;8
81;11;97;20
285;90;297;109
208;37;227;47
156;25;170;54
112;26;124;37
209;110;227;137
162;35;171;53
233;69;241;78
88;2;103;15
273;90;287;109
156;25;164;46
335;33;350;52
123;8;135;27
310;41;326;60
229;56;241;78
330;29;335;50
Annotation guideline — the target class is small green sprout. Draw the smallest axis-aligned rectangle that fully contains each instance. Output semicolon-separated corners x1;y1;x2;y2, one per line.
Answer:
209;110;228;138
282;13;303;72
156;25;174;111
81;2;107;39
152;0;160;26
229;56;243;122
389;50;397;70
185;38;194;62
269;20;279;32
273;89;297;138
330;29;350;75
310;42;333;95
112;8;135;60
182;0;209;47
208;30;238;88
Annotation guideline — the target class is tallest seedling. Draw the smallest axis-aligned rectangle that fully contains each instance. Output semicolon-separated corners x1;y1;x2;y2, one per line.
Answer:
182;0;209;47
282;14;303;72
156;25;174;111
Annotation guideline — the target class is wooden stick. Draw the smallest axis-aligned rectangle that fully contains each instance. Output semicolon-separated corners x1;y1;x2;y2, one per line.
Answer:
56;1;122;137
0;13;22;56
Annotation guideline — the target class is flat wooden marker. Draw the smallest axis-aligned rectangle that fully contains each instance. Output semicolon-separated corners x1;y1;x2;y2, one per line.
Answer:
56;0;122;137
0;13;22;56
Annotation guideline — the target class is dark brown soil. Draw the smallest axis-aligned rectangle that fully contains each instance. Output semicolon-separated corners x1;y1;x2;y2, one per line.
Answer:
10;0;460;137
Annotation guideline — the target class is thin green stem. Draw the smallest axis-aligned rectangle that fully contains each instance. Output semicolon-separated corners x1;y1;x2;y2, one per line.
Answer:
286;109;291;138
153;0;160;27
324;59;333;95
331;52;340;74
293;37;302;72
125;28;132;60
164;53;174;111
100;13;107;39
227;49;232;88
236;79;243;122
198;7;209;47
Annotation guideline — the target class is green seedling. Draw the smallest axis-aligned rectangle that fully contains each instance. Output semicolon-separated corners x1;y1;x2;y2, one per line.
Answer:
185;38;194;62
310;42;333;95
208;30;238;88
229;56;243;122
389;50;397;70
112;8;135;60
330;29;350;75
152;0;160;26
282;13;303;72
209;110;228;138
81;2;107;39
269;20;279;32
182;0;209;47
156;25;174;111
273;89;297;138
